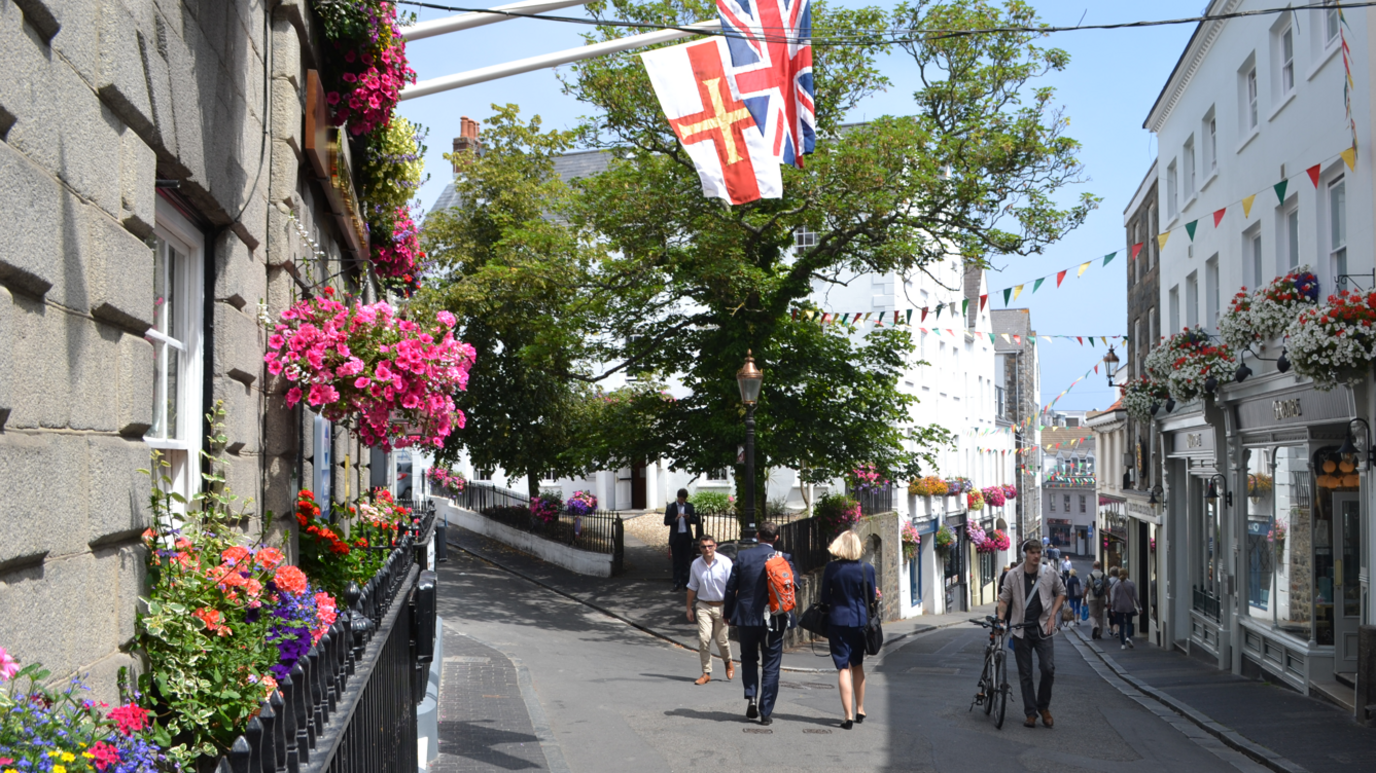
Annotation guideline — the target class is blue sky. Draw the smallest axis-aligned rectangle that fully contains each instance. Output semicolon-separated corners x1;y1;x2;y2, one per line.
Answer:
396;0;1204;412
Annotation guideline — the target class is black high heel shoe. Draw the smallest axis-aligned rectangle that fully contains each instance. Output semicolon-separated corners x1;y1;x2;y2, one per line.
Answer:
840;719;854;730
855;712;866;724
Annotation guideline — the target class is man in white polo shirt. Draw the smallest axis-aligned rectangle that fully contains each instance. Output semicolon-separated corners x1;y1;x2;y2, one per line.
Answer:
686;534;735;685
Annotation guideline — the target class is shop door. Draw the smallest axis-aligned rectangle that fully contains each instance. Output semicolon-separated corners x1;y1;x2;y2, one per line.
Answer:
1334;493;1361;672
631;458;647;510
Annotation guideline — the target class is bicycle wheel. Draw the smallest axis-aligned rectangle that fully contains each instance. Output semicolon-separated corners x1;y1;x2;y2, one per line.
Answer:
982;651;995;715
992;649;1008;728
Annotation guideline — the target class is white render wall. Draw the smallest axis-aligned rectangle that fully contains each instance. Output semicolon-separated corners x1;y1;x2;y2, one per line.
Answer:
1148;1;1373;337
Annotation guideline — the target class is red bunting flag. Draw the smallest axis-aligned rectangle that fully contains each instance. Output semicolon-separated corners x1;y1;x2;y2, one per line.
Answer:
920;307;928;322
1307;163;1322;188
1130;243;1143;261
1012;334;1021;345
1213;207;1227;227
1094;364;1099;374
979;294;988;312
1076;336;1083;345
1056;270;1067;287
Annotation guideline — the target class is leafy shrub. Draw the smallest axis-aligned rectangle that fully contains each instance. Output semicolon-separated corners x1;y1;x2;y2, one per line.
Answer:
689;491;734;516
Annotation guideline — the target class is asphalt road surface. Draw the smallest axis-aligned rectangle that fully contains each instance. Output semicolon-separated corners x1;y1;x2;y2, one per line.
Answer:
433;548;1267;773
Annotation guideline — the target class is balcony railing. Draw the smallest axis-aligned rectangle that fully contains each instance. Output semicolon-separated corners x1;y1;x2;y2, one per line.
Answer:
212;510;439;773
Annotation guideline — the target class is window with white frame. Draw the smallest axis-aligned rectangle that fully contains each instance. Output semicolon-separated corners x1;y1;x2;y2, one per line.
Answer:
1148;204;1158;267
794;227;817;249
1240;57;1259;133
1329;174;1348;281
1277;23;1296;96
1149;306;1158;349
1186;271;1199;328
1205;108;1218;173
706;467;729;482
146;199;205;510
1166;161;1179;218
1245;225;1264;289
1079;495;1086;513
1205;254;1220;331
1279;197;1300;269
1184;137;1196;201
1326;2;1341;46
1169;285;1180;334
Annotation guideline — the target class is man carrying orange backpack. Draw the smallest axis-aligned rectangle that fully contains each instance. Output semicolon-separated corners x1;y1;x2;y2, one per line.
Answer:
723;522;797;726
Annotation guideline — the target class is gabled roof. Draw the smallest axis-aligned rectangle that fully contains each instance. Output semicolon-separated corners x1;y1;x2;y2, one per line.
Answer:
428;149;618;216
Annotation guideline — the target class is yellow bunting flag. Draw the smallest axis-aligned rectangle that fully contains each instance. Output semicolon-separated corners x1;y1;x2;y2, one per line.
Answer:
1157;232;1170;251
1242;194;1257;218
1342;145;1358;170
1077;261;1091;278
1013;284;1025;301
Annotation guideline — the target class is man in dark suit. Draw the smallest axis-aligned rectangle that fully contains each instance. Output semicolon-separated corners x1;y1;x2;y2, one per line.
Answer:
723;522;795;726
664;488;699;590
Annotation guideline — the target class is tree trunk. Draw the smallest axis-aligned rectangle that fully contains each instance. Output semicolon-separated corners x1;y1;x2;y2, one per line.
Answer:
527;472;540;501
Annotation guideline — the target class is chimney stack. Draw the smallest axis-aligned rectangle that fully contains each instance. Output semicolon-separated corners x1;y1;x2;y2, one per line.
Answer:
452;116;481;173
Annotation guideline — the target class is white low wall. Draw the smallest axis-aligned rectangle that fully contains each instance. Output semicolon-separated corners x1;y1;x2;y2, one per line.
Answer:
434;499;614;578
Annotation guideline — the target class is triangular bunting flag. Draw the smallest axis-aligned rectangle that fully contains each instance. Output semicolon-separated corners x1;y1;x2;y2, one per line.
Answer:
1076;336;1083;345
935;304;943;320
894;311;901;323
1307;164;1322;188
1013;284;1025;301
1003;288;1012;306
1088;337;1096;347
1094;364;1099;374
1077;261;1091;278
1274;179;1289;203
1342;145;1357;170
1012;335;1021;345
1156;232;1170;251
1033;277;1045;293
1130;243;1143;261
946;329;954;336
1056;270;1068;287
1000;334;1011;343
1028;335;1037;345
1213;207;1227;227
988;333;996;344
905;309;913;324
1101;336;1108;346
1103;252;1116;266
1185;221;1198;241
1242;194;1257;218
979;294;988;312
792;310;798;320
805;310;815;320
920;307;928;322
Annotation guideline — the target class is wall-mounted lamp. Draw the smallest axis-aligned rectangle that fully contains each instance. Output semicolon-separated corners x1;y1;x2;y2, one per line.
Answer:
1204;474;1232;507
1104;346;1121;387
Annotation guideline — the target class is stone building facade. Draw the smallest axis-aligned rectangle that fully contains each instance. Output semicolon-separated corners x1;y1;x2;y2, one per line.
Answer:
0;0;375;699
992;308;1041;545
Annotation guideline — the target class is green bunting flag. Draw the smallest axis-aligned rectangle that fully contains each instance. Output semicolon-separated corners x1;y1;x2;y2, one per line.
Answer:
1003;287;1012;306
989;333;996;344
1033;277;1045;293
934;304;943;320
905;309;913;324
1274;179;1289;204
1185;220;1198;241
1103;252;1116;266
961;299;968;317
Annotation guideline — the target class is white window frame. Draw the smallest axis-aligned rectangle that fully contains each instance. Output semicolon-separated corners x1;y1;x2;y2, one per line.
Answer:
1277;22;1296;97
1247;68;1259;128
705;467;730;482
1244;225;1264;290
1184;136;1197;203
1205;254;1220;332
1277;197;1300;270
1204;108;1218;175
793;227;817;250
146;197;205;511
1186;271;1199;329
1328;174;1348;284
1166;161;1179;220
1169;285;1181;335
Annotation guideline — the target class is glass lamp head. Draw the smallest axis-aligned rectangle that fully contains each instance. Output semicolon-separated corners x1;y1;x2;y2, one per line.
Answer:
737;350;763;405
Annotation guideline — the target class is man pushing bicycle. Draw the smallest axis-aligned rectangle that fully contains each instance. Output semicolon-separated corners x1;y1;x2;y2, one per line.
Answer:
996;539;1067;729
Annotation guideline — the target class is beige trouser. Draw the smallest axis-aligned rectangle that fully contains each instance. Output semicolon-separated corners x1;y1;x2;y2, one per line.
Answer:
696;601;731;673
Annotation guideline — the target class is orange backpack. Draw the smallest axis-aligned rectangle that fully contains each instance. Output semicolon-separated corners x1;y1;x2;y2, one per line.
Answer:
763;552;797;619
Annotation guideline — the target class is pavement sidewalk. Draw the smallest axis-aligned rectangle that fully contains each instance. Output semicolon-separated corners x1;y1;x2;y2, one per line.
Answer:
1070;624;1374;773
445;522;992;672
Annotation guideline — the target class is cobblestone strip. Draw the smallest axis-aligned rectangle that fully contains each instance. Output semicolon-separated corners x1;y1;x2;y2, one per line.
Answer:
1066;629;1308;773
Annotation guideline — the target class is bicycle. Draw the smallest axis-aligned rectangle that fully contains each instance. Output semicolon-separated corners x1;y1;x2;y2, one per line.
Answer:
968;616;1034;728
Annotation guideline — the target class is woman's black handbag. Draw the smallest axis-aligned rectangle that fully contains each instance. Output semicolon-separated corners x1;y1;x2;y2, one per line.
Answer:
799;601;830;637
864;573;884;656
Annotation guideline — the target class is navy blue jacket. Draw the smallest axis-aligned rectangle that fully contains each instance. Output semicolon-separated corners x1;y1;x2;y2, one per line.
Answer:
663;501;698;542
820;560;877;628
723;543;797;628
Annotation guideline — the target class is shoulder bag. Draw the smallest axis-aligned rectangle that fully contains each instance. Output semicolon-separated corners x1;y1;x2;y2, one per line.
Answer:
798;599;830;637
864;568;884;656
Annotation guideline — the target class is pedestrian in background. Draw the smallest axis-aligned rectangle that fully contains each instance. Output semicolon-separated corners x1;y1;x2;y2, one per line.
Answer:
997;540;1067;729
1085;561;1108;639
1107;566;1122;637
1112;569;1140;650
723;522;796;726
820;531;877;730
1064;569;1082;628
665;489;699;590
686;534;734;685
1060;555;1072;583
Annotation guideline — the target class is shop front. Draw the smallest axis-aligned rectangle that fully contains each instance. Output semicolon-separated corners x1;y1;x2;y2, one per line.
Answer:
1098;498;1127;570
903;513;942;617
1160;405;1223;661
1124;491;1162;646
1229;378;1364;703
943;510;969;612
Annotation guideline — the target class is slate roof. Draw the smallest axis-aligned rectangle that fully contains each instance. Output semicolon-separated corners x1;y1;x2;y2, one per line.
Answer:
990;308;1035;353
428;149;617;216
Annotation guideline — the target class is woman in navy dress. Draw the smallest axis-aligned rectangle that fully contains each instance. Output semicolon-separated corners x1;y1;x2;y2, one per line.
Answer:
820;531;878;729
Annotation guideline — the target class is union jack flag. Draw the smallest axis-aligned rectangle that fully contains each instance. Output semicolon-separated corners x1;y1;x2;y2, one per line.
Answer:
716;0;815;168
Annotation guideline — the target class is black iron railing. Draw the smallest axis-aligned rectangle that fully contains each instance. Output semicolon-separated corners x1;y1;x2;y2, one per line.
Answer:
451;481;531;512
212;517;437;773
449;482;622;555
854;486;896;516
776;516;831;575
693;509;809;544
1193;586;1221;621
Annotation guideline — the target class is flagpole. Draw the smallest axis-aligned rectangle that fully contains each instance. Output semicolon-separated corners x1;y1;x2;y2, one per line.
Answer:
401;19;722;100
401;0;598;41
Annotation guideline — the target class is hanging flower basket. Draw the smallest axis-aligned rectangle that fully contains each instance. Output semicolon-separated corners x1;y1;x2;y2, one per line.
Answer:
966;489;986;511
265;291;476;450
1145;327;1236;402
1285;289;1376;390
1247;473;1273;500
901;522;921;561
980;485;1006;508
966;522;987;548
990;529;1011;552
909;475;948;497
934;525;955;555
1001;484;1018;500
1218;268;1320;351
944;477;972;496
1121;374;1169;421
1268;519;1288;555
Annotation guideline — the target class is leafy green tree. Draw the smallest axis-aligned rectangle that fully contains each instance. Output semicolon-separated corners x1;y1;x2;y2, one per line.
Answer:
555;0;1093;498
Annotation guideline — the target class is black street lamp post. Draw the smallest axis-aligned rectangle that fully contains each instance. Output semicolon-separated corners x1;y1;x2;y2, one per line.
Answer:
737;350;764;544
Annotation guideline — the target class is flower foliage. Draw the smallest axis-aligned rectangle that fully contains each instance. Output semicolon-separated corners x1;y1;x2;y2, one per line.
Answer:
966;522;987;548
295;488;405;599
265;290;475;449
814;493;863;535
1120;375;1168;422
370;205;424;290
980;486;1006;508
989;529;1011;552
967;489;985;511
0;654;173;772
566;490;598;515
901;522;921;561
1146;327;1236;402
943;477;972;495
1001;484;1018;500
1285;289;1376;390
1268;518;1288;546
1218;268;1319;351
1248;473;1274;498
908;475;948;497
851;464;889;491
426;466;466;497
933;525;955;553
530;492;563;524
314;0;415;138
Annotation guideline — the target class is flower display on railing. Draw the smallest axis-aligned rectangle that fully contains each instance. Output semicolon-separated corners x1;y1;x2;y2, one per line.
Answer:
427;465;466;496
1286;289;1376;390
980;485;1006;508
530;493;562;524
943;477;972;495
295;488;407;600
1145;327;1237;402
901;522;921;561
815;493;863;535
1218;268;1319;351
1120;374;1169;421
908;475;948;497
967;489;985;511
934;525;955;554
851;464;889;491
566;491;598;515
0;650;174;772
267;574;339;683
265;290;475;450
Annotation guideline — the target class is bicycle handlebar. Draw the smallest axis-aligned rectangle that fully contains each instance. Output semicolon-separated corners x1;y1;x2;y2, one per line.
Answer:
969;616;1038;630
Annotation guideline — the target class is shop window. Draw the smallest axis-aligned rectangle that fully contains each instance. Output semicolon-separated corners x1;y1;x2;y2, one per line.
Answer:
1245;449;1275;614
145;199;205;512
1272;445;1311;634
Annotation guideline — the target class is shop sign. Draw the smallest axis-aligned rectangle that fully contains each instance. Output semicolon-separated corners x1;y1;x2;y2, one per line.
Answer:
1171;428;1214;456
1238;384;1350;431
305;70;369;259
1273;398;1302;420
